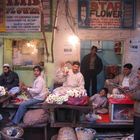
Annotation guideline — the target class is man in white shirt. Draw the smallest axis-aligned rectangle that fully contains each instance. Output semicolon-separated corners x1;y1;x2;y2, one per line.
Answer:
105;63;138;94
52;61;86;96
7;65;48;125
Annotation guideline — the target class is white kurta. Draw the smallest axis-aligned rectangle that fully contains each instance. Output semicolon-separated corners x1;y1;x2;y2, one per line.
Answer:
53;69;86;95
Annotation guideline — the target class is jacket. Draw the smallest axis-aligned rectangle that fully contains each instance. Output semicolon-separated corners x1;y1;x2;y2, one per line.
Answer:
81;53;103;76
0;71;19;90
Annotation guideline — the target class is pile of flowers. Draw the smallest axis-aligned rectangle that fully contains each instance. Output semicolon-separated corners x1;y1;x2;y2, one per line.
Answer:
66;89;87;98
46;88;87;104
0;86;6;96
46;93;69;104
110;93;125;99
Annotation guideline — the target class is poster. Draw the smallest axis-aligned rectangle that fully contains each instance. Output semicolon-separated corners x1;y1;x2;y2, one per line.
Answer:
78;0;135;29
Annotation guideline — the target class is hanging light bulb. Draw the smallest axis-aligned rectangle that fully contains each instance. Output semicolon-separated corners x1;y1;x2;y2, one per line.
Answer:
68;35;79;46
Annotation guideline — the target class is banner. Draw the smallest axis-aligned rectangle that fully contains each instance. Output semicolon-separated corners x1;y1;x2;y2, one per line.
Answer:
6;0;41;32
0;0;6;32
78;0;135;29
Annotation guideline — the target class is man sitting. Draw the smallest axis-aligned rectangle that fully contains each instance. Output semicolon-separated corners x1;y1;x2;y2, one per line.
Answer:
46;61;87;104
105;63;138;94
0;64;20;95
53;61;86;94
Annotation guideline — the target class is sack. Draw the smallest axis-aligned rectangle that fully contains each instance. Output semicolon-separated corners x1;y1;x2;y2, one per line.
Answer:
57;127;77;140
23;109;48;126
75;127;96;140
66;96;89;106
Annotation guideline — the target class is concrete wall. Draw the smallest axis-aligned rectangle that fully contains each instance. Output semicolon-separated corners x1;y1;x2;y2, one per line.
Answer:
52;0;140;82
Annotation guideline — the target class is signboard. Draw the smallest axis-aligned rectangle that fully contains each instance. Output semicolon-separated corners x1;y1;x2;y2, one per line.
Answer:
78;0;135;29
0;0;6;32
0;0;52;32
6;0;41;32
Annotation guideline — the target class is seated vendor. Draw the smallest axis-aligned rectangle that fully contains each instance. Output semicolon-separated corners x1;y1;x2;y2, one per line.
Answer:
7;65;48;126
0;64;20;95
105;63;138;94
48;61;87;104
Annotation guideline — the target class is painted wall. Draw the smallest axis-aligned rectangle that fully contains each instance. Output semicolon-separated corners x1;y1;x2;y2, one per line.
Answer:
53;0;140;72
0;32;53;87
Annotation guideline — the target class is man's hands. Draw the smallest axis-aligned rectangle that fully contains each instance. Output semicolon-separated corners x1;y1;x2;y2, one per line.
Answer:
20;82;28;92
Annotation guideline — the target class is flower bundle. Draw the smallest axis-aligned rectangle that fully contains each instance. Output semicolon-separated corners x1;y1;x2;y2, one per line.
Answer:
46;88;87;104
46;93;69;104
67;88;87;98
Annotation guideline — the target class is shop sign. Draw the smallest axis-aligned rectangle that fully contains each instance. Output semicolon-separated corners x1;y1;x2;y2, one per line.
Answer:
78;0;135;29
6;0;41;32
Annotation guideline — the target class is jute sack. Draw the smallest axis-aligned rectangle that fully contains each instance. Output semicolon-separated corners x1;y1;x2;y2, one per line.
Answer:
75;127;96;140
57;127;77;140
23;109;48;126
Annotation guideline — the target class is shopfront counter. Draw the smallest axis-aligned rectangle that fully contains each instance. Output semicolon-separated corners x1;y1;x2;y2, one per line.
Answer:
2;102;134;129
43;103;133;129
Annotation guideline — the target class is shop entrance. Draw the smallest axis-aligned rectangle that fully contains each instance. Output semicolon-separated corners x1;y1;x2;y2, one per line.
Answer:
80;40;123;92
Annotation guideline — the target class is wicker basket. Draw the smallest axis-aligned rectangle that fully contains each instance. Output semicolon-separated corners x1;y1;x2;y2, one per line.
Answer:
75;127;96;140
51;134;57;140
1;126;24;140
57;127;77;140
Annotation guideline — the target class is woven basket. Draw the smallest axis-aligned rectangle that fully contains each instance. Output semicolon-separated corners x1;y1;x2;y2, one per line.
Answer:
51;134;57;140
57;127;77;140
75;127;96;140
1;126;24;140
